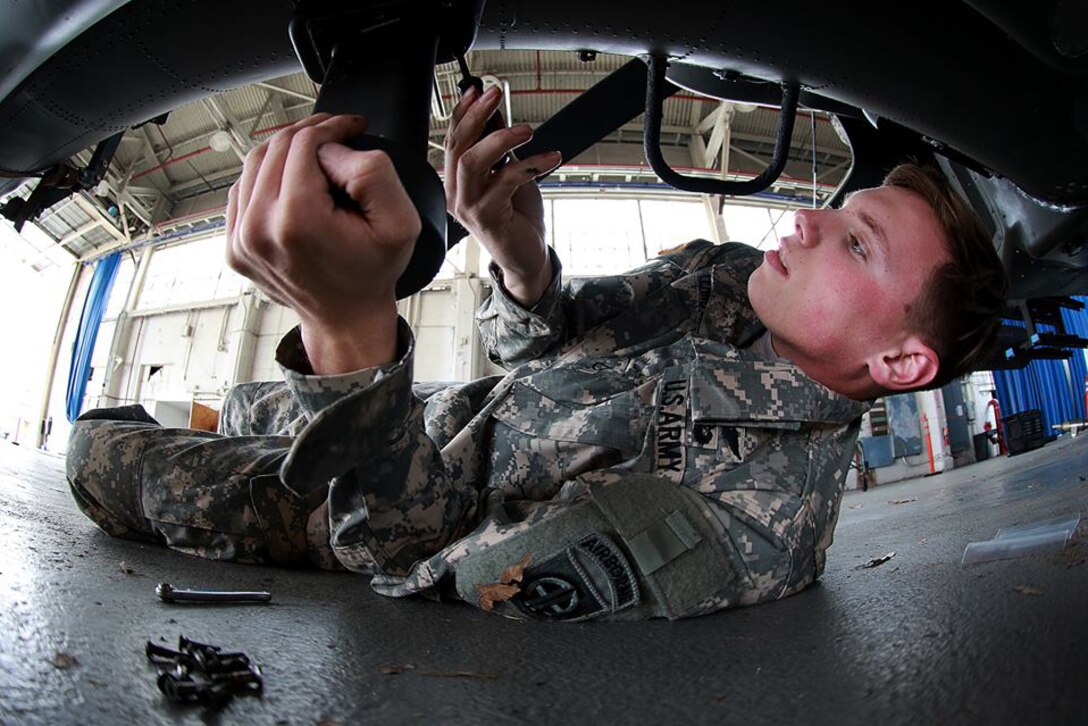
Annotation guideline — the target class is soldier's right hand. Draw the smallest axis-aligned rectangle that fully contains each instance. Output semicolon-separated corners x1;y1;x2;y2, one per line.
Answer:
445;85;562;307
226;114;420;374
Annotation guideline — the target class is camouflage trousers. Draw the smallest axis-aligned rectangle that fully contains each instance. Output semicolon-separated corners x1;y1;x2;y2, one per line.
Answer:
66;382;342;569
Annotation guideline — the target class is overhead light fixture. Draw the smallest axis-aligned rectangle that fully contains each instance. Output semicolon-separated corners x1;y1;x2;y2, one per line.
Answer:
209;130;233;153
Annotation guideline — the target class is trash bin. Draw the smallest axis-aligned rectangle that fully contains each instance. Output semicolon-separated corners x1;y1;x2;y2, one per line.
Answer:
1003;409;1045;456
973;432;991;462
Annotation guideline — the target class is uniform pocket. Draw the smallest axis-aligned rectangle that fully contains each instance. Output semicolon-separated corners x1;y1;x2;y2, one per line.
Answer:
490;375;653;455
515;362;632;405
138;433;292;563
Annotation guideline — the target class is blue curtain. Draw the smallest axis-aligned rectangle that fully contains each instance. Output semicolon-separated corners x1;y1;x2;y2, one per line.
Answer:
992;296;1088;435
66;252;121;423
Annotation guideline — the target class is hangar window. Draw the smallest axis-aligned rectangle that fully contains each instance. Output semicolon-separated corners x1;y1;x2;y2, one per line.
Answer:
463;197;797;279
102;255;136;321
135;236;245;310
550;199;705;275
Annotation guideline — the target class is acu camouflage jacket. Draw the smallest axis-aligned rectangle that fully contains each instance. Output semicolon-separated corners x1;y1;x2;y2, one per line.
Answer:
275;240;867;621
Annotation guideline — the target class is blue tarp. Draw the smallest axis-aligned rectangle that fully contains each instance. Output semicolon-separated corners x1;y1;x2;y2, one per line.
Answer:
992;296;1088;436
65;252;121;423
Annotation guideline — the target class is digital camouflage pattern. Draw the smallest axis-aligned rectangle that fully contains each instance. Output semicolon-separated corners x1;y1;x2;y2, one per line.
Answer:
67;240;868;620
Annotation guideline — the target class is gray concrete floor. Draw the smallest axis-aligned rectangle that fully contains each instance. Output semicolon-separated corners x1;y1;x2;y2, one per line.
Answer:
1;434;1086;725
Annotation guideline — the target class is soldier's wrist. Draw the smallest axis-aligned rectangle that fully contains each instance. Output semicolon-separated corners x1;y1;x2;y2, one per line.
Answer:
500;258;553;308
299;304;399;374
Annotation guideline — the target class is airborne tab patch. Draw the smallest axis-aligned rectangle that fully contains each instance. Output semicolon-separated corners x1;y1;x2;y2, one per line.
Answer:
511;533;640;621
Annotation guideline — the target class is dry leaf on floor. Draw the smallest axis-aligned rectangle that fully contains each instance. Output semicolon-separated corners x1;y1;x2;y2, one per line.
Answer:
889;499;916;505
118;562;135;575
476;582;521;611
1013;585;1045;596
50;653;79;669
417;670;499;680
380;665;416;676
857;552;896;569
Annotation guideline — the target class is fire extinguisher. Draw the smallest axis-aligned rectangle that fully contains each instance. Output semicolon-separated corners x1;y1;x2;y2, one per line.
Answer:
985;398;1006;456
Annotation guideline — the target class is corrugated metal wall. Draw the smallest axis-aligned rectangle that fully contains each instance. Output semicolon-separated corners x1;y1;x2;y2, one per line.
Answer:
993;296;1088;436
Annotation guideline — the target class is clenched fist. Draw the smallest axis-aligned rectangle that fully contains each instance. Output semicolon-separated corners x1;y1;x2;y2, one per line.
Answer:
226;114;420;373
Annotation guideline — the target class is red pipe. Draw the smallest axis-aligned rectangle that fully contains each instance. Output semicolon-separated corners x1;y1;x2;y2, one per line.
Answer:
132;146;210;180
132;121;296;180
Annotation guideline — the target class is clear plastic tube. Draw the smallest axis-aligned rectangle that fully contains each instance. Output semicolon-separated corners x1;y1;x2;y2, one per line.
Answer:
961;514;1080;565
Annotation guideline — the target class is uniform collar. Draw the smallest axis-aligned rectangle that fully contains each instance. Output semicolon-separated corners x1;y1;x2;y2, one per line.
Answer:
695;243;768;349
689;339;870;427
688;243;869;426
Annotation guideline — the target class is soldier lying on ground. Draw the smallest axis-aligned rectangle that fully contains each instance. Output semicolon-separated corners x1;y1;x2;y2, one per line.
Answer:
66;86;1007;621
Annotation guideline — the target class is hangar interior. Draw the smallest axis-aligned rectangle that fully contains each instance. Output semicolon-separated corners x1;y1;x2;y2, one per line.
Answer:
1;6;1087;724
4;50;1058;485
2;49;861;451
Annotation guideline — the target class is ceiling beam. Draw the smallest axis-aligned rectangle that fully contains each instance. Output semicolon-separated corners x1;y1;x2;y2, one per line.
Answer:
255;81;316;104
247;91;275;137
61;193;127;257
703;103;734;168
817;158;851;182
202;97;252;161
696;104;724;134
62;147;156;232
687;133;707;168
58;218;103;247
139;126;174;186
169;166;244;199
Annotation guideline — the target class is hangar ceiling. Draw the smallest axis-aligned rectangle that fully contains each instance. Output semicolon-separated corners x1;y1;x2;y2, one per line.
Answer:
8;49;851;265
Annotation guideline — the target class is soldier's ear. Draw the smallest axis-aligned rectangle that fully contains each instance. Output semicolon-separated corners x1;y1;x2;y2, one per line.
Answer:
867;335;940;392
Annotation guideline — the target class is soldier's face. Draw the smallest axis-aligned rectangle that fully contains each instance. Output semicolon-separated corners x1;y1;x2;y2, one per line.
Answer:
747;185;950;372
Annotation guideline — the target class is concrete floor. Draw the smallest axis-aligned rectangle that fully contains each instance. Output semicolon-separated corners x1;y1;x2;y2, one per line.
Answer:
1;434;1086;725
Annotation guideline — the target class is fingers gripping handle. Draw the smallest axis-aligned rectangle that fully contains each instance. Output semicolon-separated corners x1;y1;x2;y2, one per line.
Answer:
310;22;447;299
343;135;447;299
447;54;511;247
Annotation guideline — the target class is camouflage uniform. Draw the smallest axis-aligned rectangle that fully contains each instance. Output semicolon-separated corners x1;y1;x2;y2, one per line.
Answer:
67;241;867;621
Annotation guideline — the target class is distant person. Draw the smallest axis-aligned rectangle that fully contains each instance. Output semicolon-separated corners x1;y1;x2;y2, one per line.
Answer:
66;88;1006;621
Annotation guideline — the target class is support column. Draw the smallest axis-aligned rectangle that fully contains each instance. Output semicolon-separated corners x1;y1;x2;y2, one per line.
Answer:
452;237;483;381
36;262;84;448
226;285;264;386
702;195;729;243
99;244;154;407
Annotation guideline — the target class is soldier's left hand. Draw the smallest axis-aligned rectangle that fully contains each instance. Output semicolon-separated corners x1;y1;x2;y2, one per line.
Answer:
445;86;561;307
